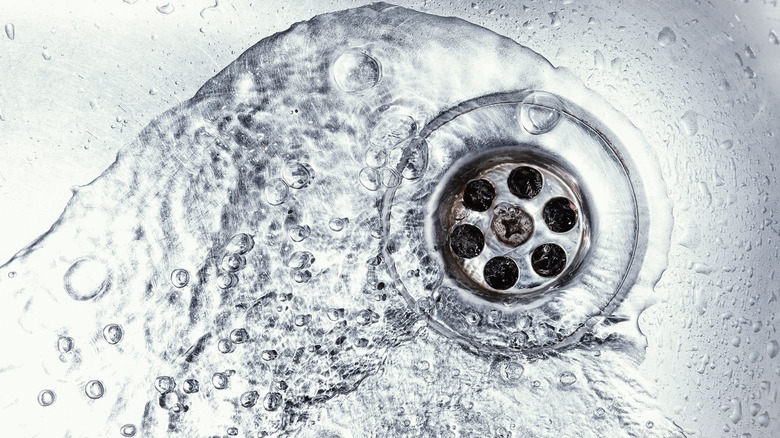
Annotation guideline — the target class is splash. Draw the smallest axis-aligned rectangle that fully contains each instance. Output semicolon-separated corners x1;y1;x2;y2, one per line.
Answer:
0;3;676;437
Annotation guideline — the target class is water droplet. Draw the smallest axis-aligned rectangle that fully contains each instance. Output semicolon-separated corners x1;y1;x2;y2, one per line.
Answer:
102;323;124;344
658;26;676;47
37;389;56;406
288;225;311;242
42;49;51;61
212;372;228;390
218;338;235;353
122;0;138;3
154;376;175;394
768;340;778;358
518;92;562;135
199;0;219;18
264;178;289;205
216;272;237;289
399;138;428;180
167;268;190;289
328;217;348;232
64;257;110;301
120;424;137;437
156;3;175;14
332;50;381;93
680;110;699;136
5;23;15;40
221;253;246;272
282;162;312;189
261;350;278;361
369;114;417;149
559;371;577;386
57;336;74;353
149;87;159;95
229;328;249;344
770;30;779;45
359;167;380;191
286;251;314;269
182;379;199;394
226;233;254;254
85;380;105;399
263;392;282;411
593;50;605;69
548;12;561;27
744;45;756;58
757;411;770;427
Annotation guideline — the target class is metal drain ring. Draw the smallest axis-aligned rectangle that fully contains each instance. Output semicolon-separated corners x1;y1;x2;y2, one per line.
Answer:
384;89;646;352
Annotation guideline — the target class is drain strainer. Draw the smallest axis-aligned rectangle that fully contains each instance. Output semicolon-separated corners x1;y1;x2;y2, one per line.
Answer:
385;89;658;351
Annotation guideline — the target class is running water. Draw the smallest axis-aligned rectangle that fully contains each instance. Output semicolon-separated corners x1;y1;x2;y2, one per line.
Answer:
0;3;722;437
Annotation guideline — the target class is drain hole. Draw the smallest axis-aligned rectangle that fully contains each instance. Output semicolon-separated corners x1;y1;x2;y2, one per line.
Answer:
491;204;533;247
462;179;495;212
531;243;567;277
543;197;578;233
507;166;543;199
484;256;519;290
450;224;485;259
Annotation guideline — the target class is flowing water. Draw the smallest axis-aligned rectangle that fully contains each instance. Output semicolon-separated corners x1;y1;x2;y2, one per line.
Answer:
0;1;778;437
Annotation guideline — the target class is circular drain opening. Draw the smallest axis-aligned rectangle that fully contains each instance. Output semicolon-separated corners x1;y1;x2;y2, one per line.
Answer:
385;88;665;352
438;152;588;296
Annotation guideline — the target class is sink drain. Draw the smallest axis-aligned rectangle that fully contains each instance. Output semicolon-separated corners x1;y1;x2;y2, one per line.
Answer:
441;155;588;295
384;88;664;351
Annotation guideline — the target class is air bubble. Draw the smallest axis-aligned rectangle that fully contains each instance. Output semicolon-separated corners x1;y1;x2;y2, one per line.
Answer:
102;323;124;344
531;244;567;277
63;257;110;301
120;424;137;437
263;392;283;411
657;26;676;47
264;178;290;205
7;271;15;278
449;224;485;259
288;225;311;242
507;166;543;199
227;427;239;436
37;389;56;406
182;379;199;394
226;233;254;254
85;380;105;399
483;257;519;290
498;362;525;382
159;391;180;410
282;162;312;189
216;272;238;289
327;308;345;321
221;253;246;272
559;371;577;386
365;146;387;168
519;92;563;135
154;376;175;394
543;197;578;233
57;336;74;353
212;372;229;390
218;338;236;353
369;114;417;149
328;218;348;232
239;391;260;408
170;268;189;288
287;251;314;269
229;328;249;344
156;3;175;14
462;179;495;212
261;350;278;361
359;167;380;191
332;50;381;93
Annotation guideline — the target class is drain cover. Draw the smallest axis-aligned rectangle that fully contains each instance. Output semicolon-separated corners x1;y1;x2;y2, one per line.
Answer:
385;89;661;351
